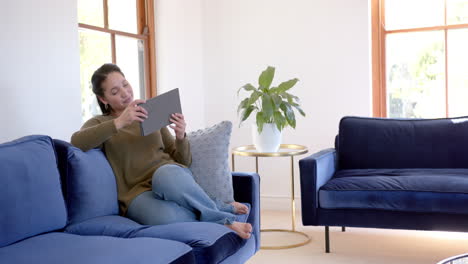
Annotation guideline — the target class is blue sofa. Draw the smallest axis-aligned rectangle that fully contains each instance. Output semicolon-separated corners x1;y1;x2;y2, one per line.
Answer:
299;116;468;253
0;135;260;263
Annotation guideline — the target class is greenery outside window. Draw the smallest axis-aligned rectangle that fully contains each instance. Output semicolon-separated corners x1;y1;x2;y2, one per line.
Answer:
372;0;468;118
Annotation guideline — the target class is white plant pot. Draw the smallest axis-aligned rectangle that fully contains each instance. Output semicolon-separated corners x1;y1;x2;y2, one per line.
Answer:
252;123;282;152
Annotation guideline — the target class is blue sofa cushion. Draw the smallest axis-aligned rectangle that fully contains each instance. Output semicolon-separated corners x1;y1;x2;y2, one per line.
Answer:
338;116;468;169
65;215;247;264
0;135;67;247
64;145;119;224
133;222;246;264
65;215;143;237
0;232;194;264
319;169;468;214
220;236;256;264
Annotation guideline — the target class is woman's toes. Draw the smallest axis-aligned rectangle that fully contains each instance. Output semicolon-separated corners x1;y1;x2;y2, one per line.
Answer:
231;201;249;215
245;223;253;233
226;222;252;239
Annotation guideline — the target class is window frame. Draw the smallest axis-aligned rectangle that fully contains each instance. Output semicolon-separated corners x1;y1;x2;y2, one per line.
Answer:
78;0;157;98
371;0;468;117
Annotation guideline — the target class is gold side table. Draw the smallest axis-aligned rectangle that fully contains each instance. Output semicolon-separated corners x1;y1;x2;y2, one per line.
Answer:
231;144;310;250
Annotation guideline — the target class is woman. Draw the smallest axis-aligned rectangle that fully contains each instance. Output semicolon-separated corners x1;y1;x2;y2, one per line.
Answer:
71;63;252;239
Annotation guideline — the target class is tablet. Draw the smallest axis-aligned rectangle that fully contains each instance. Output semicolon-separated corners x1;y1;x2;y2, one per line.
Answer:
139;88;182;136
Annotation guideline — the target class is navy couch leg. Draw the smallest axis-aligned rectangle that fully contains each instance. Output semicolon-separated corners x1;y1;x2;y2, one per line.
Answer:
325;226;330;253
342;226;346;232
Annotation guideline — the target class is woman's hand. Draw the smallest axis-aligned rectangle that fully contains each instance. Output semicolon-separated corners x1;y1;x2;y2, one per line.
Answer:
169;113;186;140
114;99;148;130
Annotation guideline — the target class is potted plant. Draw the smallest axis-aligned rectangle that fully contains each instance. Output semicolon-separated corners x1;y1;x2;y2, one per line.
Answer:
237;66;305;152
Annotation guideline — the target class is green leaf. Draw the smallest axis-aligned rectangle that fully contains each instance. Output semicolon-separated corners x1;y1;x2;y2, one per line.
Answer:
240;105;256;122
277;78;299;93
282;93;292;104
237;83;256;95
280;102;296;128
248;90;263;105
258;66;275;90
261;94;274;119
273;111;286;131
283;92;299;104
237;98;250;114
271;94;282;108
256;112;266;133
291;103;306;117
269;86;279;94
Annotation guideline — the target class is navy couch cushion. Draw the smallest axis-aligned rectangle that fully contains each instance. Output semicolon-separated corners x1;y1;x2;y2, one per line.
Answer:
0;136;67;247
0;232;194;264
338;116;468;169
65;215;246;264
55;139;118;224
65;215;142;237
320;169;468;214
134;222;245;264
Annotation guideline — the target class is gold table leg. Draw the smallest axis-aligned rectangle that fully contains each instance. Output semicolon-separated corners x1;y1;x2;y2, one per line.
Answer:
232;152;311;249
255;156;258;174
232;154;235;171
260;156;311;250
291;156;296;231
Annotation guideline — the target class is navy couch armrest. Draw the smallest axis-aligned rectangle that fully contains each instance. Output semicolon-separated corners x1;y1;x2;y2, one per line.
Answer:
299;148;337;225
232;172;260;252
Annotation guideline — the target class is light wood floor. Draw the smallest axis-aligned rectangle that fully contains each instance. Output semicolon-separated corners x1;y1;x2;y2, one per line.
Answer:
247;210;468;264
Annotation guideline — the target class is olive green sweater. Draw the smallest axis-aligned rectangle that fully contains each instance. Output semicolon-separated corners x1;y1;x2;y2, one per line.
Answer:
70;115;191;215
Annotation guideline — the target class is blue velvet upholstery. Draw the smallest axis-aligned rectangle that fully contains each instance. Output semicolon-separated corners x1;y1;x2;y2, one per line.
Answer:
54;140;119;224
134;223;245;264
320;169;468;214
338;116;468;169
0;232;194;264
65;215;247;264
220;236;256;264
65;215;142;237
299;148;336;225
300;116;468;252
0;136;67;247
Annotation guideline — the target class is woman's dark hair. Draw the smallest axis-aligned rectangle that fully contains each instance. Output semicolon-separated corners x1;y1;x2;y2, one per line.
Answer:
91;63;125;115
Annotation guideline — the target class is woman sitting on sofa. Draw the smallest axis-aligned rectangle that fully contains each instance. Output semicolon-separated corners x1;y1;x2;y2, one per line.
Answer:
71;63;252;239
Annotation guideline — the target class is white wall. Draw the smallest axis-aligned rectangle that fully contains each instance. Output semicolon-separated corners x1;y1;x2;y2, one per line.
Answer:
0;0;82;143
200;0;372;205
154;0;205;131
149;0;373;208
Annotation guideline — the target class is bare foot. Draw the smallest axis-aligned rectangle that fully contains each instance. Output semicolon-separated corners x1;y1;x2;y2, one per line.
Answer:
226;222;253;239
230;201;249;215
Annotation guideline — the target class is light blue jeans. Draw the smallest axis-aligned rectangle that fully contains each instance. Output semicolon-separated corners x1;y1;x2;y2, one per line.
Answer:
127;164;237;226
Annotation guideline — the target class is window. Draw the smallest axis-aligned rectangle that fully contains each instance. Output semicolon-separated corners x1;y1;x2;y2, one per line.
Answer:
77;0;156;121
372;0;468;118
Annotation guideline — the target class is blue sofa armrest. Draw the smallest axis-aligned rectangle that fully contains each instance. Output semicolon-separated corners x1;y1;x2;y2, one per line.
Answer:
231;172;260;252
299;148;337;225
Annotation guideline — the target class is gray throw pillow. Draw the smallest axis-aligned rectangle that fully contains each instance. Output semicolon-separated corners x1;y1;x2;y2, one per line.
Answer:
188;121;234;205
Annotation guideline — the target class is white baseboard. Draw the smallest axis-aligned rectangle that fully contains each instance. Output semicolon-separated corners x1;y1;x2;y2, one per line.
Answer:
260;195;302;212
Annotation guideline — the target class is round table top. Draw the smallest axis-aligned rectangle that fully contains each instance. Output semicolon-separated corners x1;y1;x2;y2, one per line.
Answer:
232;144;308;157
437;254;468;264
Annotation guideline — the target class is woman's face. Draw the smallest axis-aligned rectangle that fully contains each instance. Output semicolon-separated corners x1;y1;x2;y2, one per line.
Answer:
99;71;134;115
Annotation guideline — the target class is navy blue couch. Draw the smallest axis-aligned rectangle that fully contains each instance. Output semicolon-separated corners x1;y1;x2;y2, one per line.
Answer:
299;116;468;253
0;135;260;263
